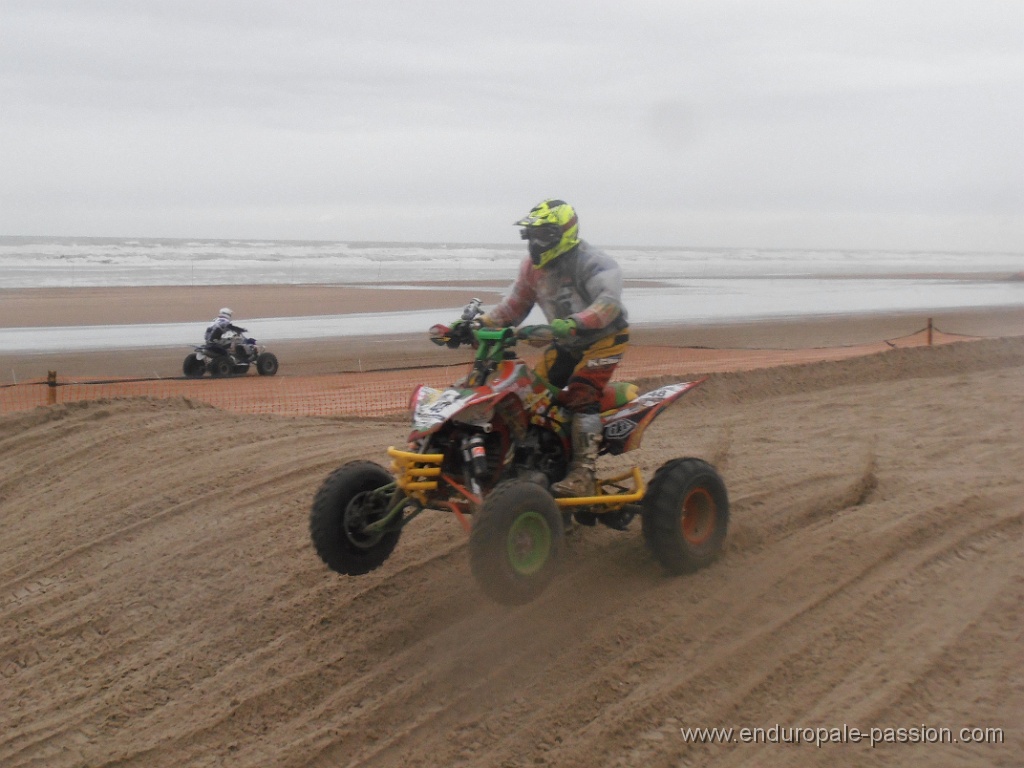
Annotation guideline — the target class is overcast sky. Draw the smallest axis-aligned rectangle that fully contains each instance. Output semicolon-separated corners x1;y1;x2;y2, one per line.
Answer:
2;1;1023;251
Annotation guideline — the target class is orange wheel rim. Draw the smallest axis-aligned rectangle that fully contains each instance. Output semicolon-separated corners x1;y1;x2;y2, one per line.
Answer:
681;488;716;545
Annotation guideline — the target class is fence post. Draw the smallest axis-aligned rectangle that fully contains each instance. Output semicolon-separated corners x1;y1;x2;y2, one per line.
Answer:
47;370;57;405
927;318;933;346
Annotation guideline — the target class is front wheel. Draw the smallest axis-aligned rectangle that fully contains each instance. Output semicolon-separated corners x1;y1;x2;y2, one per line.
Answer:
183;353;205;378
469;480;564;605
642;458;729;575
310;461;400;576
256;352;279;376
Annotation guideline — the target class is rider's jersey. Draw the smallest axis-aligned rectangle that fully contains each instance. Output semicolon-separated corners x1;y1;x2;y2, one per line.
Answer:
205;317;245;343
483;240;628;346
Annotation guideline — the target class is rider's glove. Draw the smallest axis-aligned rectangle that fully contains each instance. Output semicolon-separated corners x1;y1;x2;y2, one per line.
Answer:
550;318;578;338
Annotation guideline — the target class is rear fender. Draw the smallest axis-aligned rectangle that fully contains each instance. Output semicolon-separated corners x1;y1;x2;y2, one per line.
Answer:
601;379;705;455
200;344;230;358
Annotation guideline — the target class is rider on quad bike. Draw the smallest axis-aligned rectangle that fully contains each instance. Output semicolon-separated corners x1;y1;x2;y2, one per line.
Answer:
182;307;279;378
457;198;629;498
309;201;729;606
205;308;253;361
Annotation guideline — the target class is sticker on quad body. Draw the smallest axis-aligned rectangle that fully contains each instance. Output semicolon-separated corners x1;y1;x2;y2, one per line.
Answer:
408;360;550;437
410;386;474;434
601;381;704;455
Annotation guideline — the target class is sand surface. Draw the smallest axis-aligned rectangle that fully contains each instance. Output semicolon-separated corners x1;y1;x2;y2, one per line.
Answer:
1;286;1023;766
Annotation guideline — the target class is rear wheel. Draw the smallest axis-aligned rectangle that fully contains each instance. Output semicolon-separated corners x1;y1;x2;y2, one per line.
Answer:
256;352;279;376
642;458;729;574
469;480;564;605
182;353;205;378
310;461;400;576
210;356;234;377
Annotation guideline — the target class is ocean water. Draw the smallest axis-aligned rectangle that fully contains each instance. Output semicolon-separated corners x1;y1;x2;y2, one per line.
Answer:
2;236;1023;287
1;236;1022;352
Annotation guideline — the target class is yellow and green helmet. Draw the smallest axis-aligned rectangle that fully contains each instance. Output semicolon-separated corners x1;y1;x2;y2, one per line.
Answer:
515;198;580;268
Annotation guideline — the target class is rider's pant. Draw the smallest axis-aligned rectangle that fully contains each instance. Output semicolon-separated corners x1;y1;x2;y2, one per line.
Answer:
536;329;629;414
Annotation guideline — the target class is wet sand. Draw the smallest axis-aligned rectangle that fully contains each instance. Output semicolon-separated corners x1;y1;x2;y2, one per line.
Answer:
1;284;1022;381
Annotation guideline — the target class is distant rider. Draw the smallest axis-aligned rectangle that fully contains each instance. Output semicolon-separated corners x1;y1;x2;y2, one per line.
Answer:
470;199;629;497
205;307;250;357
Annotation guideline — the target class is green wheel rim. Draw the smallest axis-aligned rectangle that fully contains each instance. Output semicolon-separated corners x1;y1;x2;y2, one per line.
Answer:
507;511;552;575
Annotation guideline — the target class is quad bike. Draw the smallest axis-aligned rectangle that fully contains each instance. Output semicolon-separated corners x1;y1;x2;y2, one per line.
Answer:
310;298;728;605
183;332;279;378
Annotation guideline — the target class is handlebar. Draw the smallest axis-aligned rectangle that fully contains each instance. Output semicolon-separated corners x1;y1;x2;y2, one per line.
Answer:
429;298;556;350
428;321;555;349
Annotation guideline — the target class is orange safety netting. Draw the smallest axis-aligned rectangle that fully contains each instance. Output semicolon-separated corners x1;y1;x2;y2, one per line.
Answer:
0;328;974;419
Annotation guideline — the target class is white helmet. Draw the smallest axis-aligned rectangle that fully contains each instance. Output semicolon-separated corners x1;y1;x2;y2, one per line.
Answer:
218;307;233;320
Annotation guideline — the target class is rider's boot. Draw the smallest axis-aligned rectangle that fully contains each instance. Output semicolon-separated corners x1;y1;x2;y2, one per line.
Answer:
552;413;601;498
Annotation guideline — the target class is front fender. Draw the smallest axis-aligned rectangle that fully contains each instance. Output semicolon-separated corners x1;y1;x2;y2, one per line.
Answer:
408;385;470;438
407;386;529;439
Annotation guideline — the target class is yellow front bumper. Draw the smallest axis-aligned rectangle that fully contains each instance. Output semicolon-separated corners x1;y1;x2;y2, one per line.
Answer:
387;446;444;503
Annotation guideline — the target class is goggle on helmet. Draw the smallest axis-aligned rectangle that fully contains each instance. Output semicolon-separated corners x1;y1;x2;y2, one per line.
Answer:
515;198;580;268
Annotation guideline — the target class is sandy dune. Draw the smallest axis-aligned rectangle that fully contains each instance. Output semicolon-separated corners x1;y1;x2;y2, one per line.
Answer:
1;335;1021;767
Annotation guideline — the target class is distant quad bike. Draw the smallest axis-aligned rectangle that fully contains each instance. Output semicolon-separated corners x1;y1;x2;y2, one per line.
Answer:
310;299;728;605
183;332;279;378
